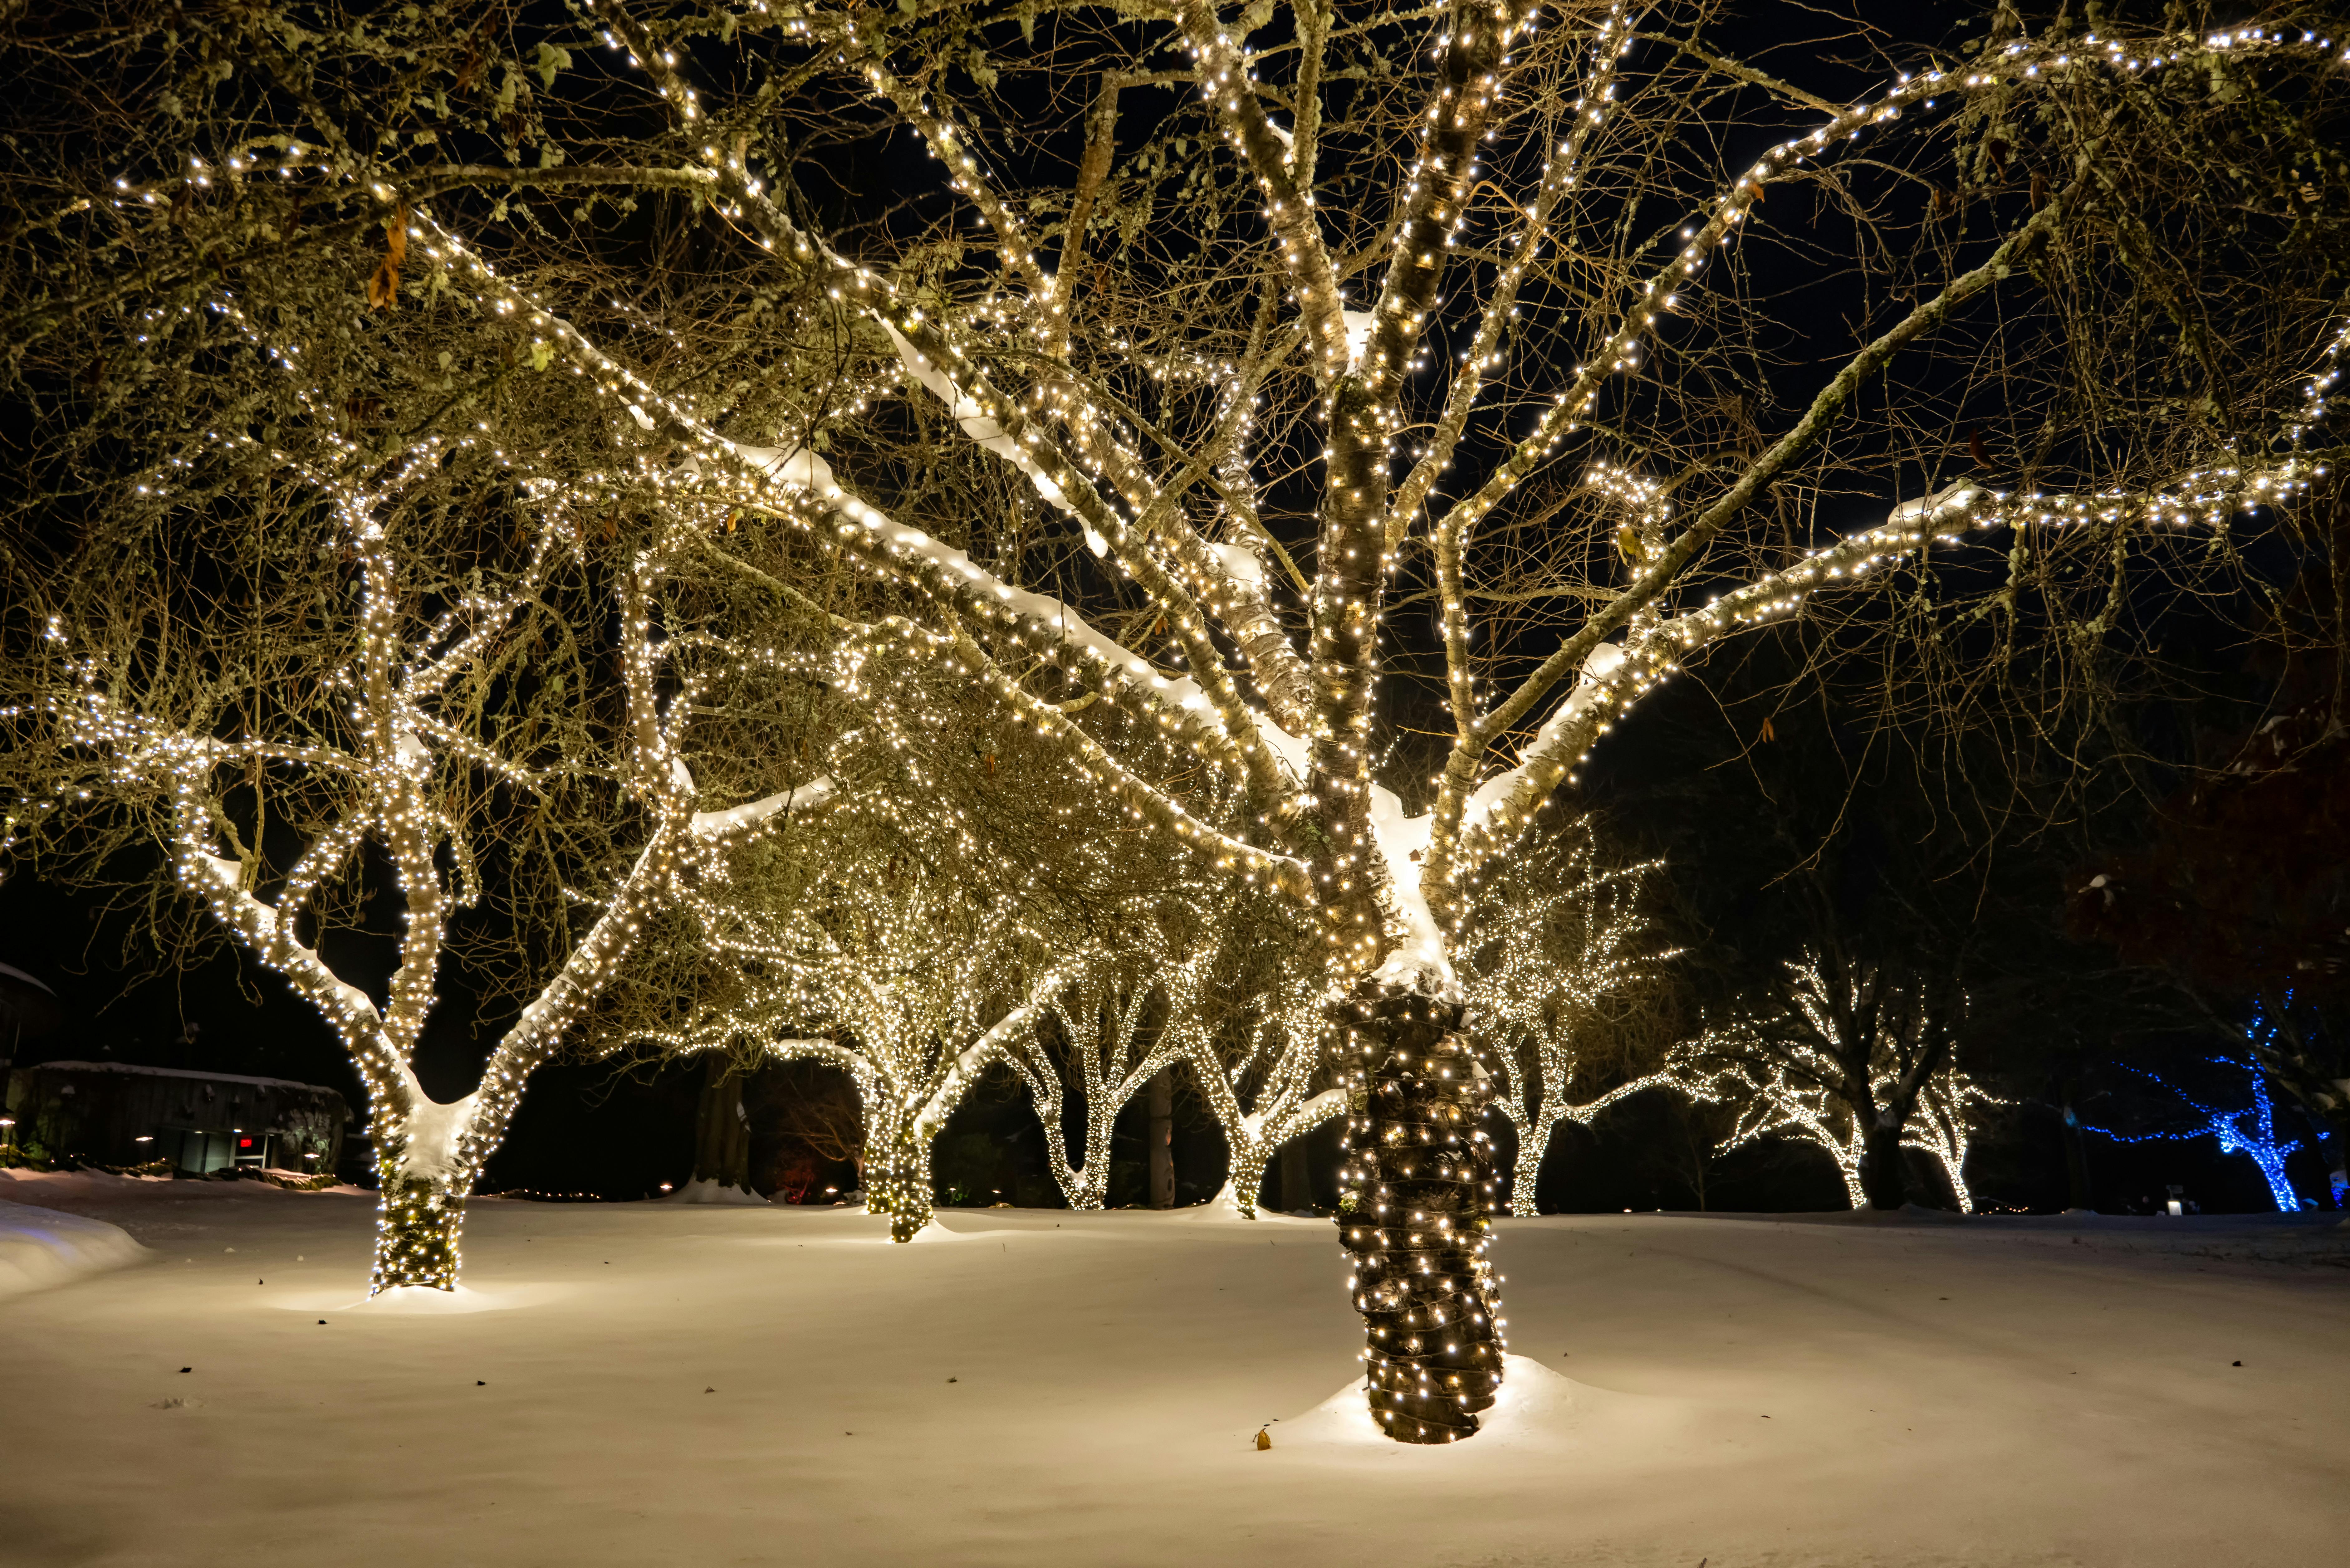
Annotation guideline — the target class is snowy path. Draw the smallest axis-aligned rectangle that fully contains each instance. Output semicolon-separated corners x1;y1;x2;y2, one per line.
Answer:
0;1183;2342;1566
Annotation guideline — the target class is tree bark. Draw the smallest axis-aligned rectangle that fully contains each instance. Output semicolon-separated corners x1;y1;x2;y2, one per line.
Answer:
2061;1103;2095;1211
692;1055;755;1191
1335;982;1504;1444
1279;1132;1311;1214
1147;1067;1174;1209
723;1087;752;1192
1859;1116;1910;1210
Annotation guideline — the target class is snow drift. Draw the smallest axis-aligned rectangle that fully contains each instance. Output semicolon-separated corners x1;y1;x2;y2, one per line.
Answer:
0;1197;145;1300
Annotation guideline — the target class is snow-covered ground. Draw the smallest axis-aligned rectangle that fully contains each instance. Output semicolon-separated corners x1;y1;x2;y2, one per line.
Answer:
0;1170;2343;1566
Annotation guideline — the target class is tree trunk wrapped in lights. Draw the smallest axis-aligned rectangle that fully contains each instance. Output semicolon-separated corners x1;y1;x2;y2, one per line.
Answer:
9;0;2345;1430
1336;984;1504;1443
376;1175;469;1291
864;1107;940;1243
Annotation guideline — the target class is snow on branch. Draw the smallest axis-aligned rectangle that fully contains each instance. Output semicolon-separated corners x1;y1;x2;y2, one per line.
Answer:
690;776;834;840
1175;0;1351;383
1444;330;2343;892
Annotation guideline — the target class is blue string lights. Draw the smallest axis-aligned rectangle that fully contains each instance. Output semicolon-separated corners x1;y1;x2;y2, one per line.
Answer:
2088;1004;2307;1212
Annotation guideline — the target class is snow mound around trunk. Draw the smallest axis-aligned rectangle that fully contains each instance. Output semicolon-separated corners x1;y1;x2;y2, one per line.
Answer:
1280;1354;1617;1452
661;1178;769;1206
268;1281;573;1314
0;1197;146;1301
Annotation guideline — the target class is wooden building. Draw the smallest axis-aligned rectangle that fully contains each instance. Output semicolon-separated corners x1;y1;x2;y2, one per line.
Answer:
2;1060;351;1176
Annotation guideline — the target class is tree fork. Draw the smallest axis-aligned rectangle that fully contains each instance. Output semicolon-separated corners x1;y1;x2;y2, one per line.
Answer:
1336;983;1505;1443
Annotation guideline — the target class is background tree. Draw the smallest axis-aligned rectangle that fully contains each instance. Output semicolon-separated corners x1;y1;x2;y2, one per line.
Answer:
1016;920;1195;1211
1682;958;2000;1211
2071;589;2350;1199
1460;818;1678;1215
1173;909;1348;1217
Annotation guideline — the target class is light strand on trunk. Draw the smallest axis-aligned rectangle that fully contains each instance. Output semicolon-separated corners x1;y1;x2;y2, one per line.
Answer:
1335;984;1505;1443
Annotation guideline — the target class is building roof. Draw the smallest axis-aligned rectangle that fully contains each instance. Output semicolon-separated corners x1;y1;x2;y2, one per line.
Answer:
22;1061;348;1099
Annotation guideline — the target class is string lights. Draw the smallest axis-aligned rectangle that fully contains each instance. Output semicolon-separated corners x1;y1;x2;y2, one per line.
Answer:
1461;826;1675;1215
2088;1004;2314;1213
1686;953;1995;1211
18;0;2340;1425
14;432;830;1292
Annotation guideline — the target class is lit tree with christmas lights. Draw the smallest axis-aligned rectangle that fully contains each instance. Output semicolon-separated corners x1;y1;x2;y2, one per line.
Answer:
1179;949;1348;1218
643;800;1088;1241
5;0;2345;1435
2087;1008;2315;1213
1460;820;1676;1215
1014;927;1194;1211
0;451;835;1291
1686;949;1996;1210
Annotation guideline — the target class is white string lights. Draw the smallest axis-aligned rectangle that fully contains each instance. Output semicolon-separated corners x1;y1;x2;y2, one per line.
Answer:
1016;932;1192;1211
12;408;829;1291
1461;825;1675;1216
1173;949;1348;1218
34;0;2330;1411
1685;952;1996;1211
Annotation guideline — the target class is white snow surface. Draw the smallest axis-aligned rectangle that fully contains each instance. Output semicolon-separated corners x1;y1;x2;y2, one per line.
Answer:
1461;639;1626;829
727;440;835;492
1;1184;2344;1566
1365;784;1449;991
1211;540;1265;590
660;1177;769;1207
393;1084;477;1183
0;1197;145;1300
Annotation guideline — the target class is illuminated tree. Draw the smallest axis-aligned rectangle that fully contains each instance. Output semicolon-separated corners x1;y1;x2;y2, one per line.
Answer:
2071;644;2350;1201
2087;1010;2316;1213
1014;921;1193;1211
6;0;2343;1437
643;797;1084;1241
1460;821;1675;1215
1688;949;1995;1210
1181;955;1347;1218
0;452;828;1291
